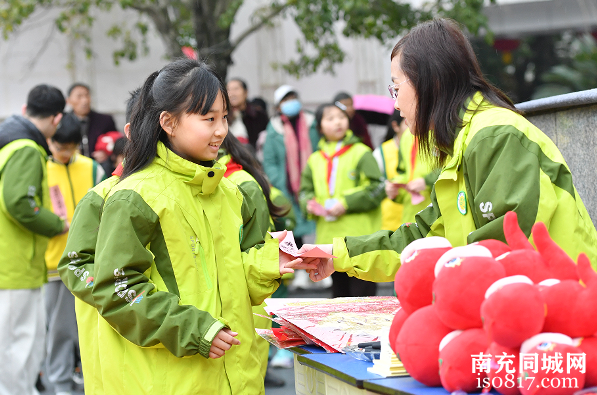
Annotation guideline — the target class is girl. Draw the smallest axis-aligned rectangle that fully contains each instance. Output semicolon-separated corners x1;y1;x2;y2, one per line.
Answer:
63;59;306;395
296;18;597;283
299;102;385;298
373;111;406;230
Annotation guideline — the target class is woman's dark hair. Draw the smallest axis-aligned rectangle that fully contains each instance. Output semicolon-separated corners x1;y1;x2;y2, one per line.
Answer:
314;102;349;134
383;110;404;142
121;58;230;180
221;133;288;218
391;18;517;166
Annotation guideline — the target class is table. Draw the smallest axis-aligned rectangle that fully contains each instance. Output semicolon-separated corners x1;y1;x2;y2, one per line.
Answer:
291;346;491;395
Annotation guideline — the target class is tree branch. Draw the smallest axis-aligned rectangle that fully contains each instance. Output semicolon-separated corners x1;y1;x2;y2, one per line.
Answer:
229;3;289;52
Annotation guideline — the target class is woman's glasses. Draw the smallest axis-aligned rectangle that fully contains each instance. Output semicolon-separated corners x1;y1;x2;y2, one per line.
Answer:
388;79;409;100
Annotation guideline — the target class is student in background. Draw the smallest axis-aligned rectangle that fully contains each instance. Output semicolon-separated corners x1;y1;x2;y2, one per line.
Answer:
0;84;68;395
299;102;385;298
58;88;139;395
333;92;373;149
373;111;406;231
44;113;105;395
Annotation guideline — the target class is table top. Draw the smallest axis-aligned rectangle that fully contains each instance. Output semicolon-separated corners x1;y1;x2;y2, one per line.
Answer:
292;346;493;395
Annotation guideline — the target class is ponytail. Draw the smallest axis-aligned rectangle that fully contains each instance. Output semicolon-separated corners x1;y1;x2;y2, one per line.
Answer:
222;134;289;218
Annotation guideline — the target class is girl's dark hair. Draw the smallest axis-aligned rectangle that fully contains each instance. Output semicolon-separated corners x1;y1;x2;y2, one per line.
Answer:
122;58;230;180
222;133;288;218
384;110;404;142
314;102;349;134
391;18;517;166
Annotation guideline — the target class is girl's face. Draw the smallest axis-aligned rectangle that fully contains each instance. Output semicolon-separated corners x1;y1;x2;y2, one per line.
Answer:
390;55;417;130
162;93;228;164
320;106;349;142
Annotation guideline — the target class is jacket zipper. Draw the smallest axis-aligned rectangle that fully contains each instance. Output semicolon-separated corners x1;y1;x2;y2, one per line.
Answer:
65;164;76;209
194;239;213;290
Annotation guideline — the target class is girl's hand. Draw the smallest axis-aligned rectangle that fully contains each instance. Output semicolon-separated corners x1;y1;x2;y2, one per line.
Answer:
326;201;346;217
274;230;317;276
307;199;327;216
406;177;426;193
209;328;240;359
385;180;400;200
292;244;335;282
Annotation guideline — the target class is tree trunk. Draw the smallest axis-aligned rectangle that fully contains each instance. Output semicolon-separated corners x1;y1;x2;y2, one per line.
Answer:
193;1;234;81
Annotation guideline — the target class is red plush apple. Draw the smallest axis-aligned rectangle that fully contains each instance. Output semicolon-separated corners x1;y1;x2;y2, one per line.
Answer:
503;211;534;251
495;249;552;283
395;305;452;387
438;328;490;393
474;239;512;258
519;333;585;395
433;254;506;329
487;342;521;395
395;237;452;314
573;335;597;388
389;307;409;354
532;222;578;281
481;275;545;348
538;254;597;338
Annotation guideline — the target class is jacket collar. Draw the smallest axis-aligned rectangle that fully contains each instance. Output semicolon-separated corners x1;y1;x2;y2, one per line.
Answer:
154;142;225;195
0;115;51;156
317;130;358;153
442;92;486;174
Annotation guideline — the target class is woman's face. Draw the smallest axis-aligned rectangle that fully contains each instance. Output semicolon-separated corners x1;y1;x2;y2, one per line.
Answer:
390;55;417;130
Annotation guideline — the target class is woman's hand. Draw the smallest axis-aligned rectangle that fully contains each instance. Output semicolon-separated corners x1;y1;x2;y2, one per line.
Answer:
209;328;240;359
326;201;346;217
406;177;426;193
385;180;400;200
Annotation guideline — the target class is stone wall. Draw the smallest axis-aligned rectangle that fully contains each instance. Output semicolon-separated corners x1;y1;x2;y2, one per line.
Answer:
516;89;597;226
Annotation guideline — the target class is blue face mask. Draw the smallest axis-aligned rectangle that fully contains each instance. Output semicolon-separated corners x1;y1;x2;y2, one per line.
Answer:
280;99;302;117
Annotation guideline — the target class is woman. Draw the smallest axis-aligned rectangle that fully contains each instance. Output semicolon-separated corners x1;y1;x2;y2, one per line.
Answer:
294;18;597;282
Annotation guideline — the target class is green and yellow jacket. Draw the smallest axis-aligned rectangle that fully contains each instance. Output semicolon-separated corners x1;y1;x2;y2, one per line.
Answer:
332;92;597;280
59;142;280;395
373;137;404;231
299;131;385;244
45;153;104;280
0;116;64;289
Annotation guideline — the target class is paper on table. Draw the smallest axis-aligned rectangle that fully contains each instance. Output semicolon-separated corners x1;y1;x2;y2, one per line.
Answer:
49;185;67;218
270;230;337;259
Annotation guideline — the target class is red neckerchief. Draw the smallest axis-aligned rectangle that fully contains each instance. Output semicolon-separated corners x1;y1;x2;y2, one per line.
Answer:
320;144;353;187
112;163;123;176
224;158;243;178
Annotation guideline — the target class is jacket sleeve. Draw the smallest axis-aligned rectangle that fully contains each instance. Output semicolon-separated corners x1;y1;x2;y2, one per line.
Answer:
91;190;225;358
298;161;315;219
262;125;284;192
462;125;551;243
2;147;64;237
343;151;386;213
238;184;281;306
332;189;444;282
58;190;104;307
238;180;271;242
272;190;296;231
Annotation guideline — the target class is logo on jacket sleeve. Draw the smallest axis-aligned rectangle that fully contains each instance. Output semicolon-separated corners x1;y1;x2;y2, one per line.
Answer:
457;191;467;215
